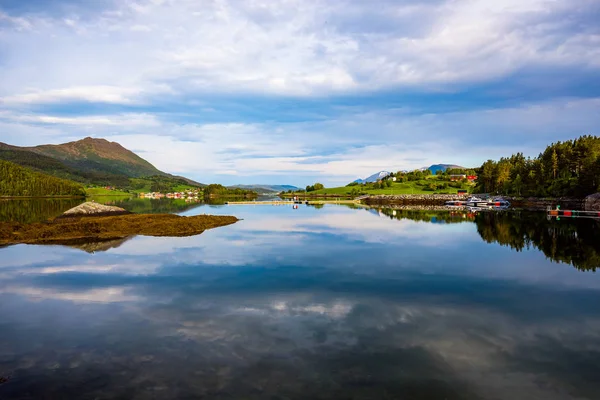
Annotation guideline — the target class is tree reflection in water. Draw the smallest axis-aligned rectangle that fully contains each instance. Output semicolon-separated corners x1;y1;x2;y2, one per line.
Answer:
379;208;600;272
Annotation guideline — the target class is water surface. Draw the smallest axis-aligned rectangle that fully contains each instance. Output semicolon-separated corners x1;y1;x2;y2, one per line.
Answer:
1;203;599;399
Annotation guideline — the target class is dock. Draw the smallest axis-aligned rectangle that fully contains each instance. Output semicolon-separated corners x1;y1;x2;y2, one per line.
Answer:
226;200;363;206
547;208;600;219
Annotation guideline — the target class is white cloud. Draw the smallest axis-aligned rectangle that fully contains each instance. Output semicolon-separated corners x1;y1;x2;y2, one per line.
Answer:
0;0;598;184
0;0;598;100
1;97;598;185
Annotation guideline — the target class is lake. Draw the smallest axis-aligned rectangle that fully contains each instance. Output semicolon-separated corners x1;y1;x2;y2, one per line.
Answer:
1;200;600;399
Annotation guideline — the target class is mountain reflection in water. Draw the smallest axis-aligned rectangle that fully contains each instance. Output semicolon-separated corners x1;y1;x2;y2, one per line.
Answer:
1;204;600;399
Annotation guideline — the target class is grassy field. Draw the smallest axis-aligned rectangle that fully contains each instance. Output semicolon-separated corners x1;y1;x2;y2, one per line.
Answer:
128;181;199;194
286;178;474;196
86;187;132;196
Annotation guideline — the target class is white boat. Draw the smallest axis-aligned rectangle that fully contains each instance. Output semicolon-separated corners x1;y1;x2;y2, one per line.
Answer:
446;196;511;208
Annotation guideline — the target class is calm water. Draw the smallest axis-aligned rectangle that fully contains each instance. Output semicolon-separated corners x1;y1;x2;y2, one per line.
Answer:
1;201;600;399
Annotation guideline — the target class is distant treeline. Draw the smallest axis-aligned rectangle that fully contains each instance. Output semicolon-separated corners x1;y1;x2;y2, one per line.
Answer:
203;184;257;198
475;135;600;197
0;160;86;197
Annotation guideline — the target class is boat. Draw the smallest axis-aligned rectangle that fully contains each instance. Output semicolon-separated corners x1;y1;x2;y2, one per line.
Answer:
445;196;511;209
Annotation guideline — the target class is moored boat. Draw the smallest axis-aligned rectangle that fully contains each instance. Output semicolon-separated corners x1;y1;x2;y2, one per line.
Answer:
445;196;511;209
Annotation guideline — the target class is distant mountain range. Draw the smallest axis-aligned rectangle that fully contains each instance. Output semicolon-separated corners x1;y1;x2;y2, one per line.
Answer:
353;171;392;184
230;184;300;193
353;164;468;184
0;137;203;187
424;164;467;174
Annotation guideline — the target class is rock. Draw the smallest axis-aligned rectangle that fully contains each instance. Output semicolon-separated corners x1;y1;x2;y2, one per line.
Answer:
584;193;600;211
60;201;130;217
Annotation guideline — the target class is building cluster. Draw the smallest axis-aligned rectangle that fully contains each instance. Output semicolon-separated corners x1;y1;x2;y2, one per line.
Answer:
139;190;202;200
449;174;477;182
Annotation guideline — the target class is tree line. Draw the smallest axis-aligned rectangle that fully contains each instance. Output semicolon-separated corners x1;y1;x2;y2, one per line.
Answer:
0;160;86;197
475;135;600;197
203;184;257;198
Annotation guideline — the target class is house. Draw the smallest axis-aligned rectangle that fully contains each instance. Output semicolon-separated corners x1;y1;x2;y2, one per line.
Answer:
467;175;477;182
449;174;467;181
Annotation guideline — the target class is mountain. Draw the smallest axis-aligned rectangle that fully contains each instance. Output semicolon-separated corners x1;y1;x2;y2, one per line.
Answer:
353;171;391;184
426;164;466;174
231;184;300;193
28;137;161;178
0;137;203;188
0;159;85;197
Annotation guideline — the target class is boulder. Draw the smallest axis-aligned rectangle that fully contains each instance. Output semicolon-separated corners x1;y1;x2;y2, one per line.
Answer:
60;201;130;217
584;193;600;211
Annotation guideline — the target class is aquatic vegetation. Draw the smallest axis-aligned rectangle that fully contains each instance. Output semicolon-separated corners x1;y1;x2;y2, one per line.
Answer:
0;214;238;246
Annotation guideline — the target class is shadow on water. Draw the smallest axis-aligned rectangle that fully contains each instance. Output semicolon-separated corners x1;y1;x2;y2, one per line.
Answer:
475;211;600;272
0;198;84;223
378;208;600;271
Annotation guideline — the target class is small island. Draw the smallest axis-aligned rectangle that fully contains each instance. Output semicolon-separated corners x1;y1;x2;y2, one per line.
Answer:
0;202;238;246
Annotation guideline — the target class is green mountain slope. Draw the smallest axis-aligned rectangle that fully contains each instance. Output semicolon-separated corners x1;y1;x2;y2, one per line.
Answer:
0;146;130;186
0;138;204;188
29;137;162;177
0;159;86;197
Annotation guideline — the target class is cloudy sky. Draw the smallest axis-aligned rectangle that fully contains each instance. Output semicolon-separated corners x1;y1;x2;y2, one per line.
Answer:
1;0;599;186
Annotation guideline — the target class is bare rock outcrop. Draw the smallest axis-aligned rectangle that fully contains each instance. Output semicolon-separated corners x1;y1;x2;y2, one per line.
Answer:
584;193;600;211
60;201;130;217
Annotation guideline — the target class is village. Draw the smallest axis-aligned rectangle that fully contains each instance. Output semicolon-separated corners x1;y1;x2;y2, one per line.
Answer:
139;188;203;201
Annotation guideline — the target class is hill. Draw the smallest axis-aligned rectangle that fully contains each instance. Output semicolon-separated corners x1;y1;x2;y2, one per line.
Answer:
0;145;131;186
0;159;86;197
231;184;300;193
426;164;466;174
28;137;161;178
0;138;204;189
353;171;391;184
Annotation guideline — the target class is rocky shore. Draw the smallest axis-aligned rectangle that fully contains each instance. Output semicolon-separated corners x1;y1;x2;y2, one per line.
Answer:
362;194;586;210
57;201;131;218
364;194;458;206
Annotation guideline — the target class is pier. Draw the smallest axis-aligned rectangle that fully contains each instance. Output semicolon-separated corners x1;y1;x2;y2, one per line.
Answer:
226;200;362;205
547;208;600;219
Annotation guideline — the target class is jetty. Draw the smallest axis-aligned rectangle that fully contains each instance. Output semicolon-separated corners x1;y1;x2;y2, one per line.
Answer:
226;199;361;205
547;208;600;219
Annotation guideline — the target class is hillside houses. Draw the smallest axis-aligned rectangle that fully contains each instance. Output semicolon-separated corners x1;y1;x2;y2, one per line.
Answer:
139;189;202;200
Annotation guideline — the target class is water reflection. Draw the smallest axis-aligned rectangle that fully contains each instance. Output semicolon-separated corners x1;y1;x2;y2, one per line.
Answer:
476;211;600;272
379;208;600;271
0;198;212;223
0;198;83;223
0;205;600;399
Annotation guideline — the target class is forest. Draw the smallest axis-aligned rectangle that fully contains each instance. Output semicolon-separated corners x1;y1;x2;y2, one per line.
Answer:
475;135;600;197
0;148;131;187
203;184;257;198
0;160;86;197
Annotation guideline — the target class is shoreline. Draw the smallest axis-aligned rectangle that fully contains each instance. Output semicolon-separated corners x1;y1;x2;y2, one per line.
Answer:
280;194;588;211
356;195;584;210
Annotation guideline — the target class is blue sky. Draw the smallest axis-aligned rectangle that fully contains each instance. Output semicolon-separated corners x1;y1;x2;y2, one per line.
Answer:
0;0;599;186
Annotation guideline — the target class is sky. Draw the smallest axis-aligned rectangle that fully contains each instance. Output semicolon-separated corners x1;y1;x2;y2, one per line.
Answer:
0;0;599;186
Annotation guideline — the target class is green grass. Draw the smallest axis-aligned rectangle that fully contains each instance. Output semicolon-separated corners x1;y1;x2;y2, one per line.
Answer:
288;179;474;196
127;177;200;194
86;187;132;196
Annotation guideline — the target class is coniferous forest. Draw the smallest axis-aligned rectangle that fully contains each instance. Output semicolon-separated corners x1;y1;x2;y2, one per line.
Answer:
0;160;86;197
475;135;600;197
